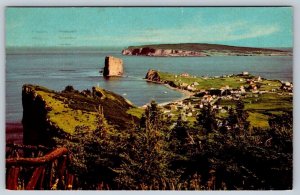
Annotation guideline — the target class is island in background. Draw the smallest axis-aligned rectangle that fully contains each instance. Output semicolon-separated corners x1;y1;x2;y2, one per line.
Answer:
122;43;292;57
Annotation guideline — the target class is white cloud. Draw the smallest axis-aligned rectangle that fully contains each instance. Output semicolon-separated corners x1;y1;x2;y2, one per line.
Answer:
120;21;280;45
52;21;280;47
214;22;279;41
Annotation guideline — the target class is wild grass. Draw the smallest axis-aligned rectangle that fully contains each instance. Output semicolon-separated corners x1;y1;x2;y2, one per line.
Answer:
127;107;145;119
244;93;292;112
247;112;269;128
258;79;282;91
37;91;98;134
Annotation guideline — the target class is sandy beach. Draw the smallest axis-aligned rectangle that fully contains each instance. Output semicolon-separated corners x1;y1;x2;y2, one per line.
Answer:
158;84;194;106
140;82;195;108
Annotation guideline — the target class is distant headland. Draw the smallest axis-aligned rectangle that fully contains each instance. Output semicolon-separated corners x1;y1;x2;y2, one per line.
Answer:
122;43;292;57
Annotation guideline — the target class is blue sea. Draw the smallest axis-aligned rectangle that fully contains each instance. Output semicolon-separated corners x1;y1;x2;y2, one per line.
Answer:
6;49;293;123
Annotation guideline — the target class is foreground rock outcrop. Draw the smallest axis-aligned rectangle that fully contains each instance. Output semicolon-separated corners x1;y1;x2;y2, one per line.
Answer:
22;84;137;146
103;56;124;76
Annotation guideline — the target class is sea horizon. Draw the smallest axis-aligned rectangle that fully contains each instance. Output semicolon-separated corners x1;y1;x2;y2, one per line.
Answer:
5;44;293;55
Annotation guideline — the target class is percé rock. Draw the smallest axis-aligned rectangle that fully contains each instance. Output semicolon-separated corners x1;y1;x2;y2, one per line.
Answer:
145;69;161;82
103;56;124;77
22;84;137;146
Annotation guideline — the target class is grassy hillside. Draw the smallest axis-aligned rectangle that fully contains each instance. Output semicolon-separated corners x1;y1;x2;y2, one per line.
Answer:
23;84;139;134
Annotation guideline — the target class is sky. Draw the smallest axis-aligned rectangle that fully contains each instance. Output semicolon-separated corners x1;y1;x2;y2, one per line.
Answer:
5;7;293;48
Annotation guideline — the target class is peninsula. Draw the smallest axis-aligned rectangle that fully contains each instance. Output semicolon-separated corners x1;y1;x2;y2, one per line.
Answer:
122;43;291;57
144;69;293;128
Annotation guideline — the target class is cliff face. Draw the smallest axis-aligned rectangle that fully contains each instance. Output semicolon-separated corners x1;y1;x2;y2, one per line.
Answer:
22;85;55;146
122;47;206;57
22;84;137;146
103;56;124;76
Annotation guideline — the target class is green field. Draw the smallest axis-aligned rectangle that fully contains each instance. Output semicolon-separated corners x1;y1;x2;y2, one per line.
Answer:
159;72;241;90
220;93;292;128
158;71;282;91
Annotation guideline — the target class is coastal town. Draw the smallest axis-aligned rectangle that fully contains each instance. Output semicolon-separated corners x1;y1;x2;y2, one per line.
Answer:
144;69;293;128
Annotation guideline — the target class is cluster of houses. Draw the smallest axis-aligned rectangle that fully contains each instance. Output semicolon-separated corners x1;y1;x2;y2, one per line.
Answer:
164;99;198;120
281;81;293;92
177;82;199;92
163;94;233;122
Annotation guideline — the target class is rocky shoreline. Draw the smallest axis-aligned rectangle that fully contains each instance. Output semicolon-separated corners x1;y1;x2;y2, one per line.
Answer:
143;69;195;107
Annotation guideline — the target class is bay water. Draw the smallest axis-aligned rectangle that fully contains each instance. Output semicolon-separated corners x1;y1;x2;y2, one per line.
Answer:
6;49;293;123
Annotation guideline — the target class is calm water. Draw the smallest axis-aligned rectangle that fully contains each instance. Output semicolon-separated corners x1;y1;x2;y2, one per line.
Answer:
6;50;292;123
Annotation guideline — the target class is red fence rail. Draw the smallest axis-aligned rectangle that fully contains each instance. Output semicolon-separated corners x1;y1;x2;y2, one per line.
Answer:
6;144;74;190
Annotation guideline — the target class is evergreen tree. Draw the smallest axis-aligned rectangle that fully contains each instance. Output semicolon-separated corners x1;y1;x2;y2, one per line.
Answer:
196;103;218;134
235;100;250;136
225;101;249;137
226;107;238;136
169;114;190;156
114;101;172;190
268;111;293;152
53;106;120;189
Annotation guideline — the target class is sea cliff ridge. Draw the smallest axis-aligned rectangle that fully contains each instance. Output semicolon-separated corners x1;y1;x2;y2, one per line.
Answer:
122;43;292;57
